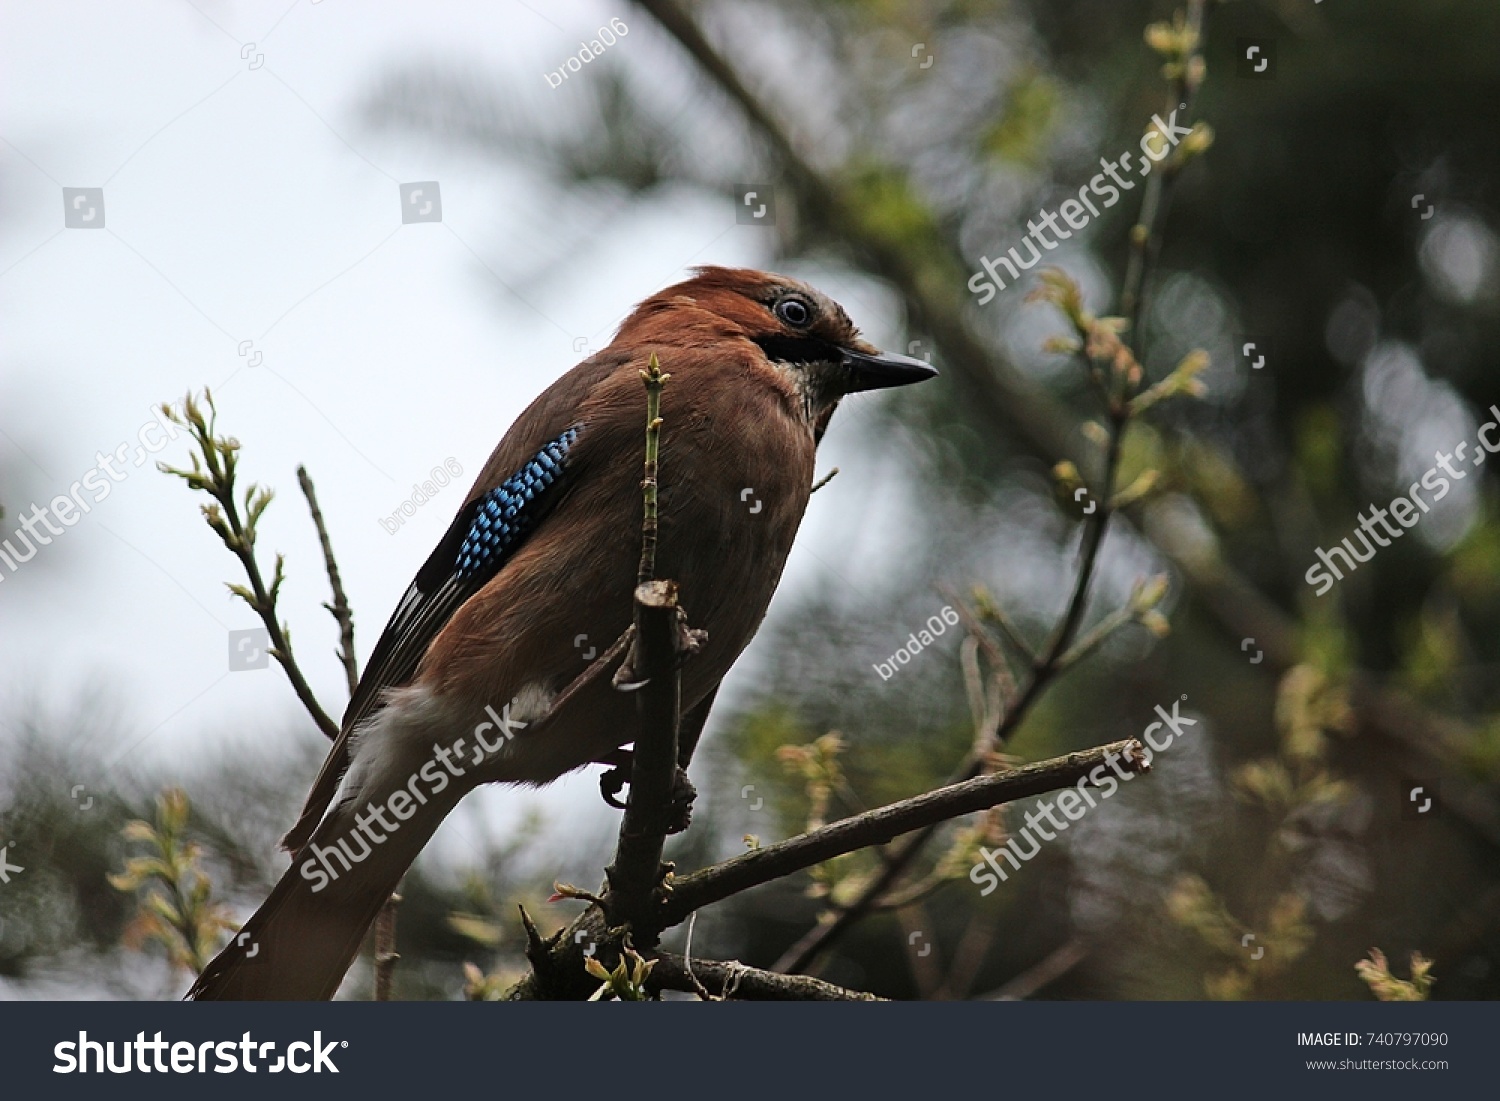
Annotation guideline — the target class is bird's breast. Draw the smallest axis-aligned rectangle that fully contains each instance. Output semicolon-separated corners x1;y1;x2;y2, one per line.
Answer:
421;356;818;784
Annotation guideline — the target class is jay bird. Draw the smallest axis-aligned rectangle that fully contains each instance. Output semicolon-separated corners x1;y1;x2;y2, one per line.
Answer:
188;265;936;1000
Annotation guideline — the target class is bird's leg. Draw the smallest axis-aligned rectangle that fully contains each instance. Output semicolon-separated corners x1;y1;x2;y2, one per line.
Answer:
595;686;716;823
595;747;695;833
602;614;712;824
612;608;706;691
597;748;632;810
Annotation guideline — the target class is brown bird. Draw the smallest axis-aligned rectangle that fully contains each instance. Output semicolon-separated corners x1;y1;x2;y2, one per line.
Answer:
188;266;936;999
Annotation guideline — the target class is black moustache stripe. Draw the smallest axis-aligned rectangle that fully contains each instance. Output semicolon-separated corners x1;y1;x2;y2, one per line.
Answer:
753;334;840;366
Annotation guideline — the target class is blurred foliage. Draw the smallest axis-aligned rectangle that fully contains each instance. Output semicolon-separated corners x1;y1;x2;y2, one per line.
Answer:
108;789;238;975
1356;947;1435;1002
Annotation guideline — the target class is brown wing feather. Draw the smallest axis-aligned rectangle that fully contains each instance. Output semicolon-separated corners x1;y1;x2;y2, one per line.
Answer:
280;350;629;852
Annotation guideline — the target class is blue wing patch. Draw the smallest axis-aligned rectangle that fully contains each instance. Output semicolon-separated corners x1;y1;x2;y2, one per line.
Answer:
454;426;580;580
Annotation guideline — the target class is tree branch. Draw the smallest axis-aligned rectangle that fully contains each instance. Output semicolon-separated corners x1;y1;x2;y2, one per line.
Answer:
647;951;885;1001
603;580;685;944
662;739;1147;926
297;464;359;698
773;416;1134;972
506;738;1144;999
636;353;667;585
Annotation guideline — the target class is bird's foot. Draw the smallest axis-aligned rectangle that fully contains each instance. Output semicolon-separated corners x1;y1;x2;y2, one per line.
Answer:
610;609;707;691
594;751;696;833
666;766;696;834
597;749;631;810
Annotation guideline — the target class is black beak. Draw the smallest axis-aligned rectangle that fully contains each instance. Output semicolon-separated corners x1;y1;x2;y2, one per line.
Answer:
841;346;939;392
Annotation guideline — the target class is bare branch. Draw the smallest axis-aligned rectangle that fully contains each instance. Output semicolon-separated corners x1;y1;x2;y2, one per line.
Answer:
297;464;359;698
636;353;667;585
648;951;885;1001
602;580;685;945
507;738;1144;1000
663;739;1147;926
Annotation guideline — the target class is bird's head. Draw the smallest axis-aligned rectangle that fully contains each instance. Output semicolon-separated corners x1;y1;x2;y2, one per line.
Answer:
617;266;938;436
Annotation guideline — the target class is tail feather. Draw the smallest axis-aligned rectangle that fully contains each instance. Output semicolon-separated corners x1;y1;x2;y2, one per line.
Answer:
190;725;464;1000
187;837;398;1000
280;724;355;854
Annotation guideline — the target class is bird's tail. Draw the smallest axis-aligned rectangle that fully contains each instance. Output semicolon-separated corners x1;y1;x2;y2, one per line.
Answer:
189;738;463;1000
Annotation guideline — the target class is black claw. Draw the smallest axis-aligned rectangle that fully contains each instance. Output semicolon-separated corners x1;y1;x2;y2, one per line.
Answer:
595;755;695;829
599;762;630;810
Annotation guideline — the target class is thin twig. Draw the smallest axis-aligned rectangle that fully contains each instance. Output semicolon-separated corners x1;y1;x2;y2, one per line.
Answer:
1056;602;1137;673
373;890;401;1001
1119;0;1208;335
810;467;839;494
979;937;1090;1001
160;393;340;740
935;902;1003;1000
681;912;712;1000
295;463;396;999
942;586;1019;707
219;507;339;741
637;353;667;585
297;465;358;697
648;952;884;1001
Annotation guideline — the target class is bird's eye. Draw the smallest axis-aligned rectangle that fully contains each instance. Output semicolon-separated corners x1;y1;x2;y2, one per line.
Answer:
775;296;813;328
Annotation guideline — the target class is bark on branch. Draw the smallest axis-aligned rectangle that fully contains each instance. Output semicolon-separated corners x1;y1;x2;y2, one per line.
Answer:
602;580;685;944
647;951;886;1001
661;738;1148;926
507;738;1145;999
